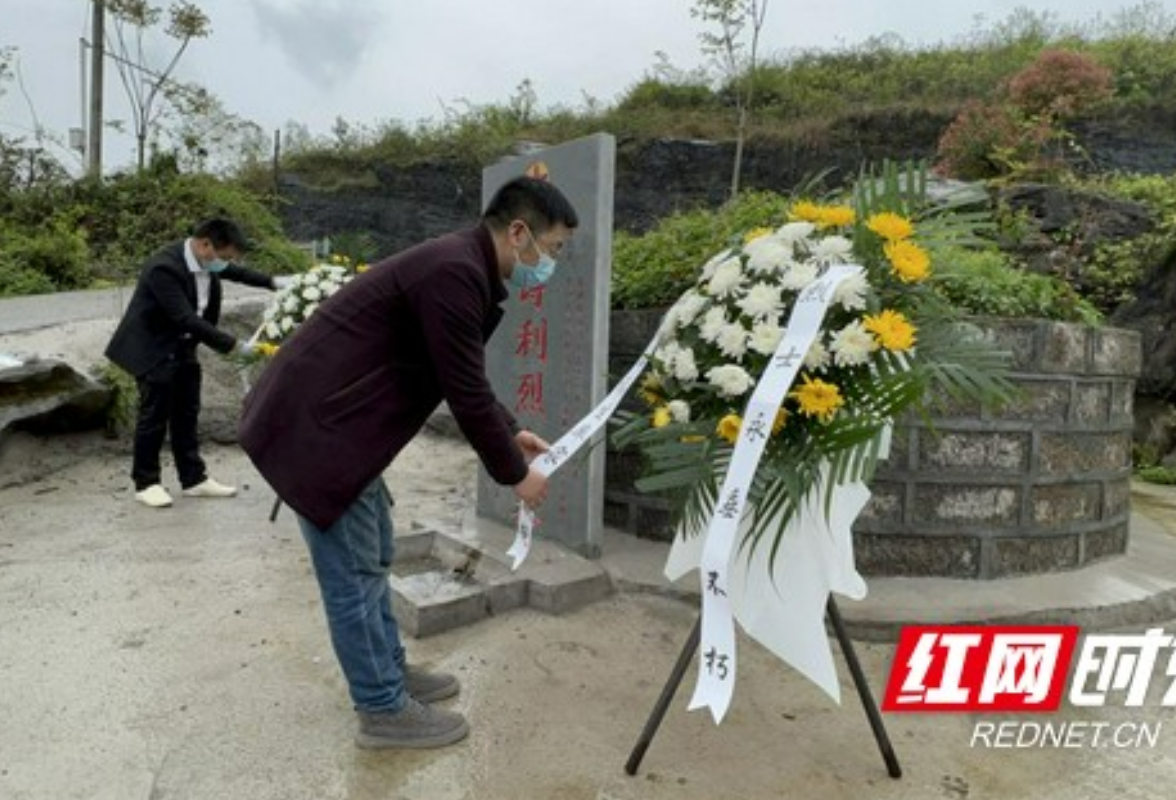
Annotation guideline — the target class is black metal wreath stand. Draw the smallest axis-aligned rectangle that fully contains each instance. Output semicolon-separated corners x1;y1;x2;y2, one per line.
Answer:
624;596;902;779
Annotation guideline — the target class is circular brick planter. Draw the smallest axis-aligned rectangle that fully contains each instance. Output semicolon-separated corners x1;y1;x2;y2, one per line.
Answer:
605;310;1142;580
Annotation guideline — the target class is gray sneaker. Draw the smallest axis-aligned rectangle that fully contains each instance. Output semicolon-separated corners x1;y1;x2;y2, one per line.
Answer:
405;666;460;703
356;698;469;750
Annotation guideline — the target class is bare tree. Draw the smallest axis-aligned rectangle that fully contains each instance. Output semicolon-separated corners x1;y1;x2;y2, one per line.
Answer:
692;0;769;199
105;0;210;171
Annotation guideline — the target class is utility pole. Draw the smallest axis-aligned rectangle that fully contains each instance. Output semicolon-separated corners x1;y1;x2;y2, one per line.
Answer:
87;0;105;178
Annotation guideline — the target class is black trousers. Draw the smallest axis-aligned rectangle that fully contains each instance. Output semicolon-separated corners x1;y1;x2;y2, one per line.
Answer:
132;358;207;491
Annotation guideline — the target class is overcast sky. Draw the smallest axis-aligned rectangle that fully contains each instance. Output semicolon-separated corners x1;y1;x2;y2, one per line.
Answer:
0;0;1158;173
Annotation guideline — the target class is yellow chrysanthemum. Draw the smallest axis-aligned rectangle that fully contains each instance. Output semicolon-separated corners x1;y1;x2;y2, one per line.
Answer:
744;227;773;244
816;205;855;228
863;309;917;351
256;342;280;358
790;200;822;223
639;374;663;407
884;239;931;283
791;201;855;229
652;406;672;428
789;375;844;423
356;263;370;273
716;414;742;444
866;212;915;242
772;408;789;435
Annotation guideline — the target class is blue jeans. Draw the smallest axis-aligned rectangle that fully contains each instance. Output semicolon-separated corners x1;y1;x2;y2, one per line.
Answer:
297;479;406;712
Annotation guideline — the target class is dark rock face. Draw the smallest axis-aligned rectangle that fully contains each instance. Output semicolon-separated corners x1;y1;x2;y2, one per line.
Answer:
277;108;958;251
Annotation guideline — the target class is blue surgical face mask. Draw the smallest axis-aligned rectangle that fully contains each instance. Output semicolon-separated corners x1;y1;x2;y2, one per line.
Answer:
206;258;229;274
508;228;558;289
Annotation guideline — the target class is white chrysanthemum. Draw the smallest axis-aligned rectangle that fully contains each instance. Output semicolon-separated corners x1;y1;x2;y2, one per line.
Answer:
779;260;819;291
748;321;784;356
668;399;691;423
706;364;754;398
654;340;682;366
737;282;783;320
304;302;320;319
699;306;729;343
833;271;870;311
700;249;737;281
323;281;342;297
302;286;323;302
302;271;319;285
265;321;281;339
674;291;709;327
811;234;854;264
280;316;295;333
830;320;878;366
283;295;300;313
775;221;816;246
707;258;745;299
804;339;831;371
743;236;792;275
673;347;699;382
716;323;749;360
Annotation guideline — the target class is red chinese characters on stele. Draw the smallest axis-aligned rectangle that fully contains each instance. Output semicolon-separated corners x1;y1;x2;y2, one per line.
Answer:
882;625;1080;712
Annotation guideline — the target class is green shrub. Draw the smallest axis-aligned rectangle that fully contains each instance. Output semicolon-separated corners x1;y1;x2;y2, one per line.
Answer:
97;362;139;437
0;255;55;296
611;191;793;309
1137;465;1176;485
1064;173;1176;313
0;217;89;295
930;245;1102;323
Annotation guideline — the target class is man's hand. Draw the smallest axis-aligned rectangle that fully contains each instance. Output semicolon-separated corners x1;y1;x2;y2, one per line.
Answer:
236;340;257;357
515;430;550;464
512;465;548;508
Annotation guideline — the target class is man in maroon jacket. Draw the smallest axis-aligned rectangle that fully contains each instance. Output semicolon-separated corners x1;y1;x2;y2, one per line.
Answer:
239;176;578;749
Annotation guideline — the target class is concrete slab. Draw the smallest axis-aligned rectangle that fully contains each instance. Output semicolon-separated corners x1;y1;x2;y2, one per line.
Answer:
391;518;613;637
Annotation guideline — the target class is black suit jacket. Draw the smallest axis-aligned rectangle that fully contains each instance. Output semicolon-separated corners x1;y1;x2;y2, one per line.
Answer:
105;240;275;378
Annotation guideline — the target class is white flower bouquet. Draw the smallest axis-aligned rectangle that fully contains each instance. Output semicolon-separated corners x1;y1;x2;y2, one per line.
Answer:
258;258;359;347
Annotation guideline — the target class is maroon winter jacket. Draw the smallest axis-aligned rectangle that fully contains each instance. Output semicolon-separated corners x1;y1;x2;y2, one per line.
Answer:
239;225;527;529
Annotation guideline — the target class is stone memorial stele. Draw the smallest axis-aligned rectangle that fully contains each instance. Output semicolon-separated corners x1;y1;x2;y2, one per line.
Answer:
476;133;617;557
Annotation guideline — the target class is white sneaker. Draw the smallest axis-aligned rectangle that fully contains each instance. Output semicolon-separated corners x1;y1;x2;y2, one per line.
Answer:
182;478;237;498
135;484;174;508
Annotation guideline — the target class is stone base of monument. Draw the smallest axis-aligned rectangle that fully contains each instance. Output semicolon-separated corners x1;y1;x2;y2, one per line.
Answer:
390;519;614;638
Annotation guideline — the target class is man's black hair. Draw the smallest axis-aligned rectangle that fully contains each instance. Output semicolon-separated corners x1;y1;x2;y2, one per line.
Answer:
192;218;251;251
483;176;579;233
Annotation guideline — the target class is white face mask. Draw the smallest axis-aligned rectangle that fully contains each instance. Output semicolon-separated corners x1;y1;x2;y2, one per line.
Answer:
205;258;229;273
508;226;558;289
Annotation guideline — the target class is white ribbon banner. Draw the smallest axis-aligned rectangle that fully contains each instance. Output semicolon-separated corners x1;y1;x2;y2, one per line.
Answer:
506;351;653;569
688;264;861;723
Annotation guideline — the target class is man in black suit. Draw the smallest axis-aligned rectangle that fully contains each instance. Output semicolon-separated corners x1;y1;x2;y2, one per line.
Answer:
106;217;282;508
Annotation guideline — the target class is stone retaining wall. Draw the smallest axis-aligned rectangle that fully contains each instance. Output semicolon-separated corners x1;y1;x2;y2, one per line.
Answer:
604;310;1142;579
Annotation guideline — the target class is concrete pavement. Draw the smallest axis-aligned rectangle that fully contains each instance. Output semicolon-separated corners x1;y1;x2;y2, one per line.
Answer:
2;431;1176;800
4;286;1176;798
